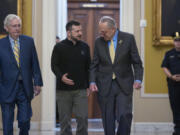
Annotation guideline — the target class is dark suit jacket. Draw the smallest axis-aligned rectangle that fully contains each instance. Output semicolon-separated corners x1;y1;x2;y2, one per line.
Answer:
90;30;143;96
0;35;43;103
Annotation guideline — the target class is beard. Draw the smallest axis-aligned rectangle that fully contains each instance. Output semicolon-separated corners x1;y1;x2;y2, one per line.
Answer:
71;35;81;42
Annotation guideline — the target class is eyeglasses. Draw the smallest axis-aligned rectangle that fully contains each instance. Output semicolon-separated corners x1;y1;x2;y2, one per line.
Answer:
9;24;21;28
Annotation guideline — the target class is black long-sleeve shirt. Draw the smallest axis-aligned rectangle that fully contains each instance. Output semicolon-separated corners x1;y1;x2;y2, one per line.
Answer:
51;38;90;90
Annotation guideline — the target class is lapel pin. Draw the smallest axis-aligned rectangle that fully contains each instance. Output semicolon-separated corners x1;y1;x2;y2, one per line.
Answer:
119;40;123;45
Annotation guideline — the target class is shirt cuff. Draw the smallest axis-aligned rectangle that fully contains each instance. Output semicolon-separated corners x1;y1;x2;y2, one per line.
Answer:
90;82;96;85
135;80;142;83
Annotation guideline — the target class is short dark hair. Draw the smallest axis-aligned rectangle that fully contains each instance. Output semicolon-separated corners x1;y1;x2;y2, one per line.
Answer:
66;20;80;31
56;36;60;40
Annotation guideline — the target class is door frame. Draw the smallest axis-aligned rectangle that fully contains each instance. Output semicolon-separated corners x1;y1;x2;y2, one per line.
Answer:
39;0;137;130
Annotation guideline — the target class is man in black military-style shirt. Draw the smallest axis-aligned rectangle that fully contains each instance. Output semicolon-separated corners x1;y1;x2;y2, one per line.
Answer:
51;20;90;135
161;32;180;135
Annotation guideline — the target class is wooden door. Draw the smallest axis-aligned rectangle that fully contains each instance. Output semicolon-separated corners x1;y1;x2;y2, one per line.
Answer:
68;0;119;118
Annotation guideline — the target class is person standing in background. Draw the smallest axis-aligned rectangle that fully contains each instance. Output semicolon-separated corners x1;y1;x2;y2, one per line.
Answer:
56;36;60;43
161;32;180;135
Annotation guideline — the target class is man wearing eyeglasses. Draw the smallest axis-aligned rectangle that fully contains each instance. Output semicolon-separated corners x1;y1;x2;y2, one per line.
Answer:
0;14;43;135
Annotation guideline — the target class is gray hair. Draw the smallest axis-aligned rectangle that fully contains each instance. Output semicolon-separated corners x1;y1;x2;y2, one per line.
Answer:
4;14;22;27
99;16;116;28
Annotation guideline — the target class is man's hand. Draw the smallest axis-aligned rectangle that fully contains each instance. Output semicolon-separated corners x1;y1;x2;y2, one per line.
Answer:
89;83;98;92
62;73;75;85
133;82;141;89
34;86;41;96
172;74;180;82
176;74;180;82
87;88;91;96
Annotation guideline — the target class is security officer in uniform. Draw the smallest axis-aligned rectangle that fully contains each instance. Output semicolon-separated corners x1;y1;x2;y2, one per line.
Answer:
161;32;180;135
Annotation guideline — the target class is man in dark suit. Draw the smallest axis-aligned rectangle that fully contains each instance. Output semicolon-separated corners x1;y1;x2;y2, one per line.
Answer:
0;14;43;135
89;16;143;135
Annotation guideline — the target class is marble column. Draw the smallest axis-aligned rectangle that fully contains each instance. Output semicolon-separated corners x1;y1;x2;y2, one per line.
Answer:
41;0;56;130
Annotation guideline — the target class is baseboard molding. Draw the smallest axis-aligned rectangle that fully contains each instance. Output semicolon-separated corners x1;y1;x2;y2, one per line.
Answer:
17;121;54;131
0;121;40;130
14;121;40;130
40;121;55;131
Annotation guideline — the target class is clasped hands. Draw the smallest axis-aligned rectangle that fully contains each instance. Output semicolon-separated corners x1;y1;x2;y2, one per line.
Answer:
171;74;180;82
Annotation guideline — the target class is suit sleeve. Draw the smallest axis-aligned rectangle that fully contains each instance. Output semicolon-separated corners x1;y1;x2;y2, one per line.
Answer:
31;39;43;86
130;35;143;81
89;40;99;82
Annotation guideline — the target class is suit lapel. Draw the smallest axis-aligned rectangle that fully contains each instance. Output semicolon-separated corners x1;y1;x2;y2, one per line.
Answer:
5;36;19;67
101;39;112;64
114;31;124;63
19;36;26;67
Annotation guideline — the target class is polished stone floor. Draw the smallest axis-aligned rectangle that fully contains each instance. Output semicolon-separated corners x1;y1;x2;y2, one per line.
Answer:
0;120;174;135
0;130;173;135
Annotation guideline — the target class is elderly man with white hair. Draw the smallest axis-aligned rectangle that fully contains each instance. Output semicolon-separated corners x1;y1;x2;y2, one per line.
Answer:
0;14;43;135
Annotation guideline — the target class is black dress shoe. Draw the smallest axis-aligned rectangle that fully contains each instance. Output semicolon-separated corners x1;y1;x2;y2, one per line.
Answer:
173;132;180;135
